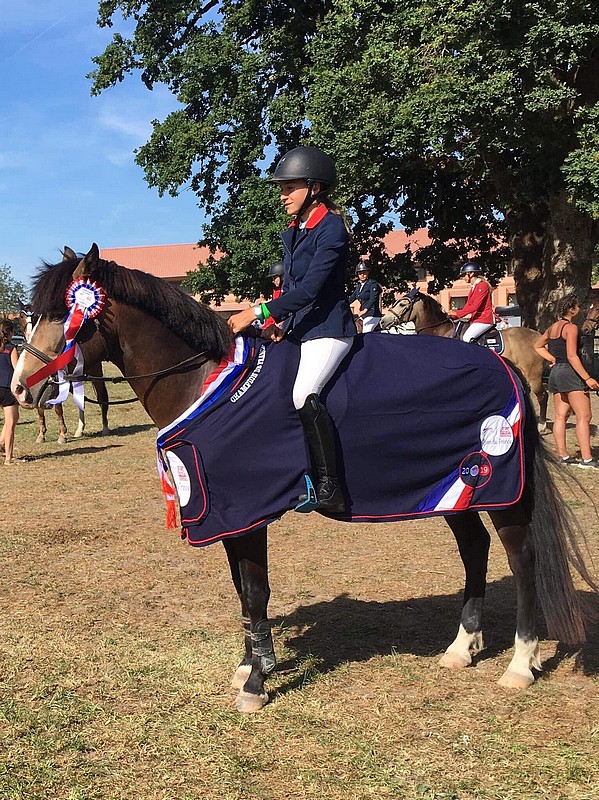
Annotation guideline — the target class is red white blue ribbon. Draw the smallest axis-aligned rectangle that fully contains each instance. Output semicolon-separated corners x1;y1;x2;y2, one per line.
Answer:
27;279;105;411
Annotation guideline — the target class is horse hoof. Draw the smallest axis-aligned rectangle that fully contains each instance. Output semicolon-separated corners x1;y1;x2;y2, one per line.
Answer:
35;435;45;444
498;670;534;689
57;436;67;445
101;428;111;436
235;689;269;713
73;430;84;439
231;664;252;690
439;652;471;669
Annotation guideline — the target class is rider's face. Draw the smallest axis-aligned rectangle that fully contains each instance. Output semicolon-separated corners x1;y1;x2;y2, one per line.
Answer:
276;180;320;216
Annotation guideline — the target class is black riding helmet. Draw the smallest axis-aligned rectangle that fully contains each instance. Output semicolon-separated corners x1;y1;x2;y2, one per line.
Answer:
460;261;482;275
268;261;284;277
269;146;337;191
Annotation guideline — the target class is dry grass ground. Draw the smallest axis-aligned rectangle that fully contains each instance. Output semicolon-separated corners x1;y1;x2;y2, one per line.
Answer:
0;376;598;799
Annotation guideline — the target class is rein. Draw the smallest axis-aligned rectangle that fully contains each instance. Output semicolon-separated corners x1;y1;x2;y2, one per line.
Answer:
386;292;454;335
23;339;213;406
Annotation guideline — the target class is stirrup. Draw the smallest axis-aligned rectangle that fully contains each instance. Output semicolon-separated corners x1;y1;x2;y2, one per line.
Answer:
295;474;319;513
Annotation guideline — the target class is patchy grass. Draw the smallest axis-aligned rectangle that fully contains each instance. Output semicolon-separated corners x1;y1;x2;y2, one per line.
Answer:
0;373;598;799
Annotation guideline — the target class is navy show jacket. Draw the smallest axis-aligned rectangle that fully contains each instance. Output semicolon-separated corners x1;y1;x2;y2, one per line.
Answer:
348;277;383;317
265;206;357;341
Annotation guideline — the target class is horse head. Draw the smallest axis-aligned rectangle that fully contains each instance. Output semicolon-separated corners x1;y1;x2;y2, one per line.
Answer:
380;288;423;331
581;302;599;334
11;245;106;408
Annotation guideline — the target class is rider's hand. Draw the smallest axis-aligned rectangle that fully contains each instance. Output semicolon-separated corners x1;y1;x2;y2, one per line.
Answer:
228;307;257;335
586;377;599;391
447;311;457;320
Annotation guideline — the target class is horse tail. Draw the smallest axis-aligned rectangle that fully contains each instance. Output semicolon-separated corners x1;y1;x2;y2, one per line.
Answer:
524;393;599;643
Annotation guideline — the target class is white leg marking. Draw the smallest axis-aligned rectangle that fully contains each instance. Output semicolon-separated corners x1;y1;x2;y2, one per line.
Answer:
439;624;484;669
498;635;540;688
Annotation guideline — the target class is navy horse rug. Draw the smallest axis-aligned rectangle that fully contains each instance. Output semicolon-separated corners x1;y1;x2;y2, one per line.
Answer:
156;333;525;546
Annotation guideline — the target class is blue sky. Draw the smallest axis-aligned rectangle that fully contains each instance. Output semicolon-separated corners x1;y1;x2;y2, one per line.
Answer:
0;2;205;290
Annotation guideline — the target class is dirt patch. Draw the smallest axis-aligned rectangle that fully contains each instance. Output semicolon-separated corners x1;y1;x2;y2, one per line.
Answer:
0;386;598;799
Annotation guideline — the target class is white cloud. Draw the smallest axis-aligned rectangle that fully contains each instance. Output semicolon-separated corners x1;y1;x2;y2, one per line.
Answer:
98;109;152;142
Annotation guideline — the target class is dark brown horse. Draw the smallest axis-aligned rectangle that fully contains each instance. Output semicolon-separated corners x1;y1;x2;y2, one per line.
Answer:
380;290;549;433
11;245;598;713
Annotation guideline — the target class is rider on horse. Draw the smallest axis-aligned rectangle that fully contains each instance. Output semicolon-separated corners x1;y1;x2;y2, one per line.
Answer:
227;146;356;514
448;262;494;343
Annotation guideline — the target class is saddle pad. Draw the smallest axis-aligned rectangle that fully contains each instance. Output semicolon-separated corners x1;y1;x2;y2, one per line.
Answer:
157;333;525;546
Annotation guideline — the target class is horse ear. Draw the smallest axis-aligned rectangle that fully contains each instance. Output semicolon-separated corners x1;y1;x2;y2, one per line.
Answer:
73;243;100;279
62;246;78;262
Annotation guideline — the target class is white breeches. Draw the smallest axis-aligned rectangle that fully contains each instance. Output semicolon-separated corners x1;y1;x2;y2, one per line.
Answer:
463;322;493;343
361;316;381;333
293;337;354;409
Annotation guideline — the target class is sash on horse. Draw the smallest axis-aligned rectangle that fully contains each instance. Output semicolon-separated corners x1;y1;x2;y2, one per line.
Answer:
156;333;525;546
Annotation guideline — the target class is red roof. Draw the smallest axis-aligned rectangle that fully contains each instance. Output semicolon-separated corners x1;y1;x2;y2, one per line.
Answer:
100;243;213;281
100;229;431;281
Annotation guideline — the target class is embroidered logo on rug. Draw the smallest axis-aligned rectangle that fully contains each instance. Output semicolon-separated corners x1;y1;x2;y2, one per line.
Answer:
165;451;192;507
480;415;514;456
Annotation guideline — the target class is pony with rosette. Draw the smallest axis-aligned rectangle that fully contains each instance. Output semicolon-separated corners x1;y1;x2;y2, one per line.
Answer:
11;245;599;714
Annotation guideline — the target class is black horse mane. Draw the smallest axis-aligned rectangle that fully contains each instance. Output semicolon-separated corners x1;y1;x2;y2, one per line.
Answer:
31;256;234;362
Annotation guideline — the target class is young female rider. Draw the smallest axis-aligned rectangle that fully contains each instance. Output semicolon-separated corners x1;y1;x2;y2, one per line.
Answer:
228;146;356;513
448;261;494;342
534;294;599;468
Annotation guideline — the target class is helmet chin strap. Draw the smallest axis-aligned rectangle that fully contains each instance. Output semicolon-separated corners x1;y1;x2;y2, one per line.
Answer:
291;181;323;246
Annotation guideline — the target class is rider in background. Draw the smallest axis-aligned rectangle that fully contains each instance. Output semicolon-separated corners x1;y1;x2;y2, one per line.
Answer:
348;261;383;332
534;294;599;468
228;146;356;513
448;261;494;342
261;261;283;333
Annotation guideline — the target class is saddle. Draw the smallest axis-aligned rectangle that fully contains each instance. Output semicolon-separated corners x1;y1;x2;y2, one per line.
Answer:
454;321;504;354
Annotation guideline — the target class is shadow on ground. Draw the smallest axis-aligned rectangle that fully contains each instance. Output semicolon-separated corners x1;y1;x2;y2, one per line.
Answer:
270;579;599;696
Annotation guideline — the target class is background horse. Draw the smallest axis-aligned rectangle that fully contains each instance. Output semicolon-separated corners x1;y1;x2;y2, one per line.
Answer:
381;291;549;433
12;245;598;713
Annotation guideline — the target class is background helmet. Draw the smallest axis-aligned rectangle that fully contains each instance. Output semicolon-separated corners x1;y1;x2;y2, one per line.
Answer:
356;262;371;275
268;260;285;277
270;146;337;190
459;261;482;275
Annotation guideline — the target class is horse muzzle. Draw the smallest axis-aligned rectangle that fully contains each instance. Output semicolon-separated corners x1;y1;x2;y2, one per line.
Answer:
11;377;58;409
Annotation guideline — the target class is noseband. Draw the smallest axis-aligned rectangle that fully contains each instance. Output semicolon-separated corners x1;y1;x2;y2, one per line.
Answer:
385;289;453;334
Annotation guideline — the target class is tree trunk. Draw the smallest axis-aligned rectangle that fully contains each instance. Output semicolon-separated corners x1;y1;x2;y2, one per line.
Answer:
507;192;598;331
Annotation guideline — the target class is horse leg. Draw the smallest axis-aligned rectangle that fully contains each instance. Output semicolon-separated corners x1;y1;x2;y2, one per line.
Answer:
439;512;489;669
223;526;274;713
94;379;110;435
54;404;68;444
489;508;540;688
35;409;47;443
73;407;85;438
535;385;549;435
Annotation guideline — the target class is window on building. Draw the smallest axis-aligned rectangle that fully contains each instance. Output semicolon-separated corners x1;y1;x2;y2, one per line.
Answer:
450;296;467;310
507;293;518;306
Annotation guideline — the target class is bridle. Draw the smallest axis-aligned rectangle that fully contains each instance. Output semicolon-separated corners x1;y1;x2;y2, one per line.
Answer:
385;288;454;334
582;304;599;332
21;315;213;406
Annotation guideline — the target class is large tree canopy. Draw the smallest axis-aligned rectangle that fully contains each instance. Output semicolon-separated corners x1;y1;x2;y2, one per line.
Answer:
91;0;599;327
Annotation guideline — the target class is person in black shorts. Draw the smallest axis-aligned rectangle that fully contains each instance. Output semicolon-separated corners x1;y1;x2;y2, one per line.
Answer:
0;319;19;464
534;294;599;468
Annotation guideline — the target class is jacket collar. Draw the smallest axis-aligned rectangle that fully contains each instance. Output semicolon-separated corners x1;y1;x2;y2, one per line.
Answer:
289;204;329;229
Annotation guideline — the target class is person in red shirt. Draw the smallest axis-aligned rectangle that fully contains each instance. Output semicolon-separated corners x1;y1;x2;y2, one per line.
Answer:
261;261;283;332
448;261;494;342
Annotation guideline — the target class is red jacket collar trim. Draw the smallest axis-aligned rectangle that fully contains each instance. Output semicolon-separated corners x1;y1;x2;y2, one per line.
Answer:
289;204;329;229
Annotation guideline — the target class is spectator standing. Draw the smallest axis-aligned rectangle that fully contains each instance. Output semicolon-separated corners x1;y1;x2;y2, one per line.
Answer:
534;294;599;468
0;319;19;465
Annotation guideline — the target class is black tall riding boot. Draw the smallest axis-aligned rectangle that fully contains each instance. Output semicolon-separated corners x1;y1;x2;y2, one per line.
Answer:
297;394;346;514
